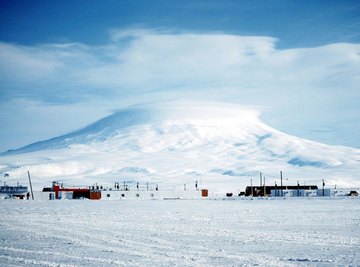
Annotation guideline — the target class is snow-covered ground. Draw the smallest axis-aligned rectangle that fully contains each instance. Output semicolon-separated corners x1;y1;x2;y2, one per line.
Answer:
1;198;359;266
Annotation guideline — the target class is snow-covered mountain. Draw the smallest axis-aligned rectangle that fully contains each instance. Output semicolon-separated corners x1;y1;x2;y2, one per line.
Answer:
1;101;360;192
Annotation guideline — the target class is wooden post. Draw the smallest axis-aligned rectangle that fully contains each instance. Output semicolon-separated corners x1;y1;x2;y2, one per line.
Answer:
280;171;283;197
250;178;253;197
27;171;34;200
297;180;300;197
263;176;266;197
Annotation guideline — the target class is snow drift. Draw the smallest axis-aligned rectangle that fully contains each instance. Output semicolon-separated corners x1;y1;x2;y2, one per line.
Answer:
1;101;360;192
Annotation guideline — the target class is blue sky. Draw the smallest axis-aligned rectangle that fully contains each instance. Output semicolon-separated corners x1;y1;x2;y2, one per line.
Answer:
0;0;359;151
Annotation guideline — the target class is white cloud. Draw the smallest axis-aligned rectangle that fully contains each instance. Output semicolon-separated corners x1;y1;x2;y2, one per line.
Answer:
0;42;61;82
1;30;359;100
0;29;359;149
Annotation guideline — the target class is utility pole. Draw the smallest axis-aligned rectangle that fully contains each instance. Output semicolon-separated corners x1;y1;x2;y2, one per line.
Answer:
297;180;300;197
250;178;253;197
280;171;283;197
259;172;262;195
27;171;34;200
263;176;266;197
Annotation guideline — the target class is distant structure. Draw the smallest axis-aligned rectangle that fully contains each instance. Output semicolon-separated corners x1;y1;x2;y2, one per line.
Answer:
348;191;358;197
0;183;28;199
43;181;101;200
40;181;208;200
245;185;318;197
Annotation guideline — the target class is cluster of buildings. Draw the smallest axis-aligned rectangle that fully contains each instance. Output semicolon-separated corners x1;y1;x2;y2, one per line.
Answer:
0;183;29;199
1;179;358;200
37;181;208;200
241;185;355;198
243;185;320;197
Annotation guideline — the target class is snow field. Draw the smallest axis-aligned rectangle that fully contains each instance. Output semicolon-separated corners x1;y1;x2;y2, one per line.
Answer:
1;198;359;266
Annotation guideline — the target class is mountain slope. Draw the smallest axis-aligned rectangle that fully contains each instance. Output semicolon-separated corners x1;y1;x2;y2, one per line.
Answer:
1;101;360;192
